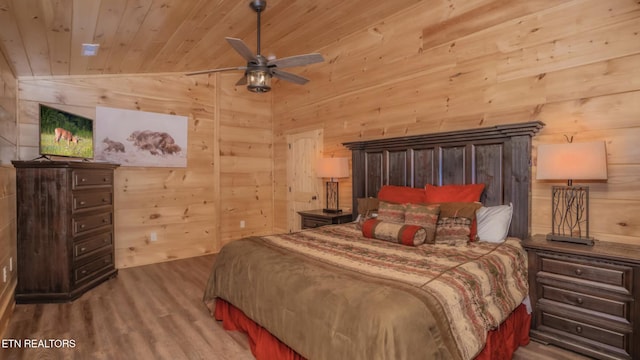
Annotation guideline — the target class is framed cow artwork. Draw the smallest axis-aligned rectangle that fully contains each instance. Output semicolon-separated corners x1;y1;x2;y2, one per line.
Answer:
94;106;188;167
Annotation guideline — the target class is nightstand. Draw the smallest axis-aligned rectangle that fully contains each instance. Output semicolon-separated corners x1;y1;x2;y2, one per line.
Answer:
298;209;353;229
522;235;640;360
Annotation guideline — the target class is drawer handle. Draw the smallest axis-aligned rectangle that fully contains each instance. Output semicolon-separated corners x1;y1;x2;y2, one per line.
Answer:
80;247;86;252
575;268;583;276
81;270;87;275
102;218;108;223
103;178;108;182
80;224;86;229
575;326;583;334
103;238;108;243
81;178;87;182
102;198;107;202
80;201;86;205
576;297;583;305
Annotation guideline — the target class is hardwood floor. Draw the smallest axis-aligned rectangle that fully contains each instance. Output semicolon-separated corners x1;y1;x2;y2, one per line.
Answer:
1;254;592;360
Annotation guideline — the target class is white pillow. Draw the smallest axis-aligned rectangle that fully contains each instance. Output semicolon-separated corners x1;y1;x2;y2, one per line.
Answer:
476;203;513;243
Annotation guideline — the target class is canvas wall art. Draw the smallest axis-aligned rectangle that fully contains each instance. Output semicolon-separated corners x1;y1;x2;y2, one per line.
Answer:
95;106;188;167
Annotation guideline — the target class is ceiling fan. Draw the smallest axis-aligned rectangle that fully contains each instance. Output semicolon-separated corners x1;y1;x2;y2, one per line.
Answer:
186;0;324;93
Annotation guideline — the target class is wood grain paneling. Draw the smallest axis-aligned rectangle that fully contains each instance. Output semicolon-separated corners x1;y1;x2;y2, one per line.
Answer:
0;51;17;338
217;75;273;246
0;0;421;78
272;0;640;245
16;72;272;268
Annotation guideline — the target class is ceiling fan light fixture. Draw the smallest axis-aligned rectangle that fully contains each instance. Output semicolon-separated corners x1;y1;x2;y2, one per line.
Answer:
247;69;271;93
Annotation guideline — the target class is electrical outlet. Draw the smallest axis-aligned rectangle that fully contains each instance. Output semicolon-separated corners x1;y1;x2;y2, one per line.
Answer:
2;267;6;283
240;220;246;229
150;232;158;242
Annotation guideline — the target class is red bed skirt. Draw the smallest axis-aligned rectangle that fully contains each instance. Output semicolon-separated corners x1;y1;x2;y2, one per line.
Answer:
214;298;531;360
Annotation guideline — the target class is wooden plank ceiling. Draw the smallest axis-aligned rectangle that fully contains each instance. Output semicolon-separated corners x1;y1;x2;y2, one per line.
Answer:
0;0;421;78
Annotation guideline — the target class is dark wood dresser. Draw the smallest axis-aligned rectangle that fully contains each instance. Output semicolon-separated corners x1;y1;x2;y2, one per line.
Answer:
523;235;640;360
12;160;119;303
298;209;353;229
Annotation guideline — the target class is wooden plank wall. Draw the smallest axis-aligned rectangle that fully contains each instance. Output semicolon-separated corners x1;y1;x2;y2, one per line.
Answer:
272;0;640;245
218;74;274;246
16;72;272;268
0;51;17;338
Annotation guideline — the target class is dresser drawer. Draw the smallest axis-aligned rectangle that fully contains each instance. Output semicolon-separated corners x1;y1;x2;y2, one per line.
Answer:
73;169;113;188
72;212;113;236
73;190;113;212
74;232;113;260
540;256;632;293
74;253;114;284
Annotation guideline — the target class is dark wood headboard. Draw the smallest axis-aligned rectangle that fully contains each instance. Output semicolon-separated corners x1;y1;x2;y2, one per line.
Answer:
343;121;544;240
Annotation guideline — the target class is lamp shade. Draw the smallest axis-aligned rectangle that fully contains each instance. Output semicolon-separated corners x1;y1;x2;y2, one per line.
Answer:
536;141;607;181
316;158;349;179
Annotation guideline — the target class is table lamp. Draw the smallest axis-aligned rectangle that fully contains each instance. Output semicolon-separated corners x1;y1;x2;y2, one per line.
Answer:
536;141;607;245
316;157;349;213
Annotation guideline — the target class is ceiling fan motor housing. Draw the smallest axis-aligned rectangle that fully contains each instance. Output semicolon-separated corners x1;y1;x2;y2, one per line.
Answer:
250;0;267;13
186;0;324;92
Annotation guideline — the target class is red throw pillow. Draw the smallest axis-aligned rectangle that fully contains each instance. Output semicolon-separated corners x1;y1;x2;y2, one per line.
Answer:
424;184;485;203
378;185;425;204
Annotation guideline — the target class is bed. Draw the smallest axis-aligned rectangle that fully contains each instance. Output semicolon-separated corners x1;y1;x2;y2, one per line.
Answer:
204;121;544;360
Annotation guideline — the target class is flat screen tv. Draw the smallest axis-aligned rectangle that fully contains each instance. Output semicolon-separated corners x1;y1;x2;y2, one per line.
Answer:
39;104;94;159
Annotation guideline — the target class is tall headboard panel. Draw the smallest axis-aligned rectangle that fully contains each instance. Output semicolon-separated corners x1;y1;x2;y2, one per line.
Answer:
343;121;544;240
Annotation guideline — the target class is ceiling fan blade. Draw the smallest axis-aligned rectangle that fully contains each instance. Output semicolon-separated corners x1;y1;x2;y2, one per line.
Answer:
185;66;247;76
236;76;247;86
268;53;324;68
226;37;258;62
271;69;309;85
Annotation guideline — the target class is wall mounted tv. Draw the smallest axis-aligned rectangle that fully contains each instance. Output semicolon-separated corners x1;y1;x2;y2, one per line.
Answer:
39;104;94;159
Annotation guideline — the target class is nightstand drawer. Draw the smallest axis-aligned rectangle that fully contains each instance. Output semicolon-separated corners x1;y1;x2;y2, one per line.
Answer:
298;210;353;230
302;217;332;228
539;311;629;355
542;285;629;320
541;257;632;293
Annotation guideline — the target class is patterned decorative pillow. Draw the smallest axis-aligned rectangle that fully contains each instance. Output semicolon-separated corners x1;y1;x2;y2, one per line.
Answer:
361;219;427;246
376;201;405;223
404;203;440;244
435;216;472;246
437;202;483;241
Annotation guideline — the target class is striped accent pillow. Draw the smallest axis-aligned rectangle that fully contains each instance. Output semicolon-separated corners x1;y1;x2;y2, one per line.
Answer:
362;219;427;246
435;217;472;246
376;201;405;223
404;203;440;244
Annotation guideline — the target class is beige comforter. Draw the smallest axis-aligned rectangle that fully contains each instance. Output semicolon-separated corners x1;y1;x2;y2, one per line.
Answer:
203;223;528;360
